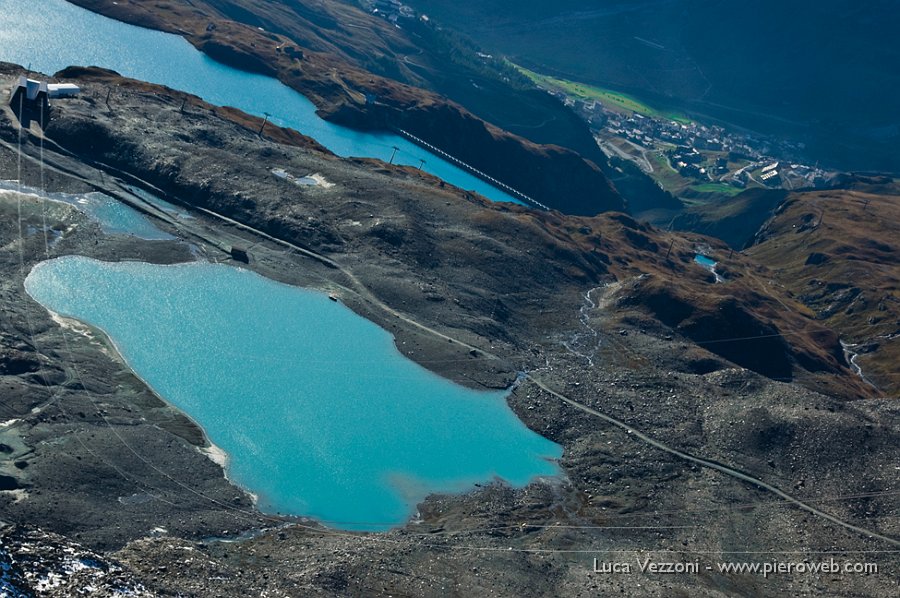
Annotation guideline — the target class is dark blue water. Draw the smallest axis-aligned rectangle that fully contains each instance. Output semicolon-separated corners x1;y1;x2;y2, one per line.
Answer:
0;0;522;204
25;257;561;529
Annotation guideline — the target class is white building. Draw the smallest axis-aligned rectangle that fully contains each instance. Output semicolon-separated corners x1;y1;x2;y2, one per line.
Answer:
47;83;80;98
10;76;80;102
9;76;80;128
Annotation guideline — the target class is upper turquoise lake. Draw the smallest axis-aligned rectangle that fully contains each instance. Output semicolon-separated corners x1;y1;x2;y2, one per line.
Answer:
0;0;522;205
25;257;561;529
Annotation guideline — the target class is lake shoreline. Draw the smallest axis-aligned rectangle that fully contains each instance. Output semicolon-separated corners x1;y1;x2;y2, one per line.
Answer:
1;61;893;597
25;256;560;530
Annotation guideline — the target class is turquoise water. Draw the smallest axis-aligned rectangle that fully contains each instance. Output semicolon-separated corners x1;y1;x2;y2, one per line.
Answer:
694;253;725;283
0;0;522;205
693;254;716;269
0;181;174;240
25;257;561;529
57;192;176;239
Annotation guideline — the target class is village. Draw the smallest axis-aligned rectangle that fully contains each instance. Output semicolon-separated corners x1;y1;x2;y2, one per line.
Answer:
564;94;839;197
359;0;416;24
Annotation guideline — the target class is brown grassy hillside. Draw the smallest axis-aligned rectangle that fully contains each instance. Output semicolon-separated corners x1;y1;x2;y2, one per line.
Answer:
747;187;900;395
65;0;623;215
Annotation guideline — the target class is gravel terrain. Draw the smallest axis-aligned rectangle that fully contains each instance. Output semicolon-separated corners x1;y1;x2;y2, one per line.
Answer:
0;65;896;596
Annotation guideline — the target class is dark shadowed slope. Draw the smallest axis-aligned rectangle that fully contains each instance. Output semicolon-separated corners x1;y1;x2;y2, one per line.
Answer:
405;0;900;174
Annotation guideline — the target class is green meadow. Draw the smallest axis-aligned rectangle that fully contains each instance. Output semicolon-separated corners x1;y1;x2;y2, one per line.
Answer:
512;63;691;123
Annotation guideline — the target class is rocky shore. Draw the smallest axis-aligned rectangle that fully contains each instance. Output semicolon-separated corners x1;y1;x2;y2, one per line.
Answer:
66;0;624;216
0;65;897;596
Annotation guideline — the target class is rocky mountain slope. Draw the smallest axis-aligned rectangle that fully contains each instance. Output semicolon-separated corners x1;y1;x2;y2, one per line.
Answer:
37;66;875;400
1;526;151;596
747;182;900;396
0;63;896;596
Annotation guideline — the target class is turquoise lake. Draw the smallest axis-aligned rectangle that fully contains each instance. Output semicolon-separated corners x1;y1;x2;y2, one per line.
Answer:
25;257;561;529
694;253;724;283
693;254;717;269
0;0;522;205
0;180;174;240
